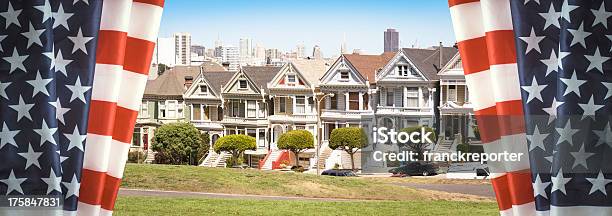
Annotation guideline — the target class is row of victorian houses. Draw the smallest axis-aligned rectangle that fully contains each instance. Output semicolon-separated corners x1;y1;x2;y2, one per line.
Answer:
134;45;480;170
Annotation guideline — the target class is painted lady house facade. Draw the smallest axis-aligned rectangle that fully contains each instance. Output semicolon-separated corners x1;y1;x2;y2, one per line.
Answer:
436;53;481;153
183;70;236;167
220;66;282;167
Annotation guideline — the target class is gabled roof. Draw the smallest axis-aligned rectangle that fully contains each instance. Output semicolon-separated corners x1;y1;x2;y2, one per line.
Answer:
343;52;395;84
201;61;226;72
402;47;457;80
289;59;329;86
241;66;282;91
202;71;236;94
144;66;201;99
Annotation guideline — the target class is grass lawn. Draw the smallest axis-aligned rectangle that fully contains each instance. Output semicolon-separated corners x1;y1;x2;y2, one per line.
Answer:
122;164;491;202
114;196;499;216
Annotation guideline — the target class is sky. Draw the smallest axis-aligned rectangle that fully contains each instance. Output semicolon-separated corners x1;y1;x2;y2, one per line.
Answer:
158;0;457;57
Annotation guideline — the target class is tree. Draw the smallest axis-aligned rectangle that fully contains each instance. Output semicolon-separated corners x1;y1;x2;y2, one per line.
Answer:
277;130;314;167
397;126;437;160
328;127;368;171
157;63;169;75
214;134;256;167
151;123;208;165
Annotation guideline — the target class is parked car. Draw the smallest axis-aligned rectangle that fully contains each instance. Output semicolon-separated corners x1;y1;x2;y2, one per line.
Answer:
446;162;489;179
321;169;358;177
388;162;437;176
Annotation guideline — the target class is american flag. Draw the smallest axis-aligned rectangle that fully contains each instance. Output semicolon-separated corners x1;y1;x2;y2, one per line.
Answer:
450;0;612;215
0;0;163;215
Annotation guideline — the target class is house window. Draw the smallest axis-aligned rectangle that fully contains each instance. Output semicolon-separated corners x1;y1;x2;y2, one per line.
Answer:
239;80;247;89
465;87;470;102
340;71;349;80
329;94;338;110
295;96;306;114
406;87;419;107
247;101;257;118
132;128;141;147
192;104;202;120
258;101;266;118
448;85;457;102
199;85;208;95
204;106;211;120
158;102;166;118
279;97;286;113
230;100;244;117
349;92;359;110
386;90;394;106
363;93;369;110
287;74;296;84
258;129;266;147
398;65;409;76
308;97;315;113
139;102;149;118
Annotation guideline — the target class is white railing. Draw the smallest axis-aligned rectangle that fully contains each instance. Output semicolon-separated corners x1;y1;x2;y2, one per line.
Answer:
222;117;268;125
268;114;318;122
376;106;433;114
191;120;223;129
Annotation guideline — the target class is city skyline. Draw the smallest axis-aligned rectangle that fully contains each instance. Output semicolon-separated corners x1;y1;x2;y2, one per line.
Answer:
158;0;456;57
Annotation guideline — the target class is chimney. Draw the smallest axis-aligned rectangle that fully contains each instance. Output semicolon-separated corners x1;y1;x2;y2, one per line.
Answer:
184;76;194;89
439;42;443;69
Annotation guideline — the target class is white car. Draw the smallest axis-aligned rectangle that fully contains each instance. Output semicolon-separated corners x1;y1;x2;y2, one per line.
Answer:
445;162;489;179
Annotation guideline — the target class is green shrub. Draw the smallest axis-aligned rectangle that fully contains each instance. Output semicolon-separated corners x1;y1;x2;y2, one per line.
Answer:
277;130;314;166
457;143;470;153
214;134;256;167
151;123;207;165
329;127;368;171
127;151;146;164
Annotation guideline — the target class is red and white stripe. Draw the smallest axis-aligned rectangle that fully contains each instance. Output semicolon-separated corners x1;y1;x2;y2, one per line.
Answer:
449;0;535;215
78;0;164;215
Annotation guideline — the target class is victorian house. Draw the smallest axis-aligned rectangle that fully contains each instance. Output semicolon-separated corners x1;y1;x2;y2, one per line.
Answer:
220;66;282;167
437;53;480;152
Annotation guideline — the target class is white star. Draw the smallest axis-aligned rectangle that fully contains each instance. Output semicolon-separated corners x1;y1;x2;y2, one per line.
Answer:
9;96;34;122
521;76;547;103
26;71;52;97
68;28;94;54
34;0;52;23
586;171;612;195
551;168;572;195
539;3;560;30
52;3;73;30
558;51;571;70
17;144;42;170
542;98;564;124
66;77;91;103
540;50;558;76
602;82;612;100
41;169;62;195
556;120;579;145
0;2;21;28
594;122;612;148
0;122;19;150
527;125;549;152
533;174;551;199
64;126;86;152
570;144;596;169
34;120;58;147
62;174;80;198
0;170;27;195
578;96;604;119
55;50;72;76
21;22;45;48
49;99;70;125
567;23;591;48
0;81;10;100
3;48;28;74
592;2;611;29
560;71;586;97
561;0;579;23
74;0;89;5
519;28;545;54
0;35;6;52
585;48;610;73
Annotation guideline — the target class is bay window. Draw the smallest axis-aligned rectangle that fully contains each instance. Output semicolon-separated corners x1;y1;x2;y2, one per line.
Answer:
295;96;306;114
349;92;359;110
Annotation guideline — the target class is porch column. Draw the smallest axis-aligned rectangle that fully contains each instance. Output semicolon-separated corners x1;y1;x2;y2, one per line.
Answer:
403;87;408;107
418;87;423;107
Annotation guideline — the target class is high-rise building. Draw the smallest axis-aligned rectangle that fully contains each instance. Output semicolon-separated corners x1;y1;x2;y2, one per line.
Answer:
312;45;322;59
384;28;399;52
152;37;176;66
239;38;252;58
222;45;240;72
296;43;305;59
174;32;192;65
191;45;205;56
340;33;348;54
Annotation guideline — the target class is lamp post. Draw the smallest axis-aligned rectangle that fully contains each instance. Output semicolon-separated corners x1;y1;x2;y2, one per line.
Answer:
315;92;334;175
